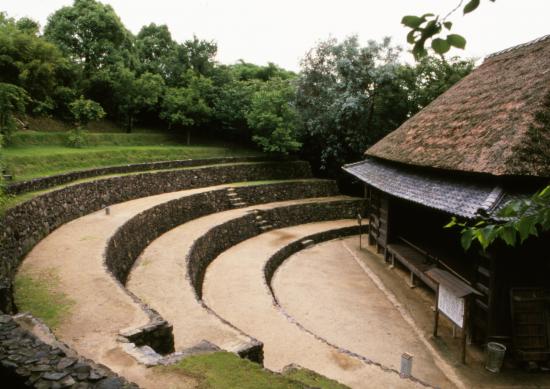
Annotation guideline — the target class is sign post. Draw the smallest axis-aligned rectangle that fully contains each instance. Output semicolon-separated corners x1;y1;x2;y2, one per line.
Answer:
427;268;481;364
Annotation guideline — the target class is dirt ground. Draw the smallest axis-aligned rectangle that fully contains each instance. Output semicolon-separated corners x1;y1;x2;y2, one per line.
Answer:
202;222;444;389
273;238;458;387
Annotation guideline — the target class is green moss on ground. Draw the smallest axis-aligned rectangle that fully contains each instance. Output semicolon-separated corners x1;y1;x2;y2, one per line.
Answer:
159;352;349;389
284;366;349;389
14;268;75;329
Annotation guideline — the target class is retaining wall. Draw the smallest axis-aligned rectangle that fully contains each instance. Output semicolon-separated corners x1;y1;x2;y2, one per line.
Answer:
187;199;366;299
0;314;138;388
0;161;312;313
105;180;338;358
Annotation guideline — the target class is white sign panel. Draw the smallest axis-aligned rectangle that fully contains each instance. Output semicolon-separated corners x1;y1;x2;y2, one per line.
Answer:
438;284;465;328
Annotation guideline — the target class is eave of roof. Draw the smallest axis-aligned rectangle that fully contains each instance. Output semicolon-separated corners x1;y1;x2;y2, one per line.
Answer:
343;158;528;219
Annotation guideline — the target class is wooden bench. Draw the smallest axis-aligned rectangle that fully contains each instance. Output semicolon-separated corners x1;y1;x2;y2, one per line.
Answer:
386;240;437;291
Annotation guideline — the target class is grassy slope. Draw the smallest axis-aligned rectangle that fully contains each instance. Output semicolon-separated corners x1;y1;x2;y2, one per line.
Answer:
161;352;349;389
3;145;261;181
14;269;74;330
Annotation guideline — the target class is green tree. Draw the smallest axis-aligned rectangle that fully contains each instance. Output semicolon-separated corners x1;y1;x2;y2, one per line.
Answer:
69;96;105;127
296;36;408;176
231;60;295;82
160;71;213;144
0;82;29;141
246;78;301;154
181;36;217;77
135;23;177;79
44;0;134;75
0;12;76;116
113;68;165;132
399;55;474;114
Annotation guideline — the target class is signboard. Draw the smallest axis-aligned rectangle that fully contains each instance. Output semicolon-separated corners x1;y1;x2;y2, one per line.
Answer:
437;284;465;328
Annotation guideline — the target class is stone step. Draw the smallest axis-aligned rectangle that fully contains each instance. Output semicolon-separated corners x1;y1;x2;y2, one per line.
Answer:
256;219;269;225
226;187;236;192
227;192;239;197
229;197;243;202
259;225;273;231
232;202;247;207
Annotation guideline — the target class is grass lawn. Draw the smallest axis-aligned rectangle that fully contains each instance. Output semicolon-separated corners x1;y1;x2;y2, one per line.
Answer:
14;268;74;330
160;352;349;389
3;144;262;181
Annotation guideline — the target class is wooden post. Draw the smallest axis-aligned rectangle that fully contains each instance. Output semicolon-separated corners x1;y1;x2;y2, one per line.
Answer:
433;285;440;337
357;213;362;249
461;298;471;364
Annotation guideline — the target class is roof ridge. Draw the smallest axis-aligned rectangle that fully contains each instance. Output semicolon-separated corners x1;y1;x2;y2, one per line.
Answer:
485;34;550;61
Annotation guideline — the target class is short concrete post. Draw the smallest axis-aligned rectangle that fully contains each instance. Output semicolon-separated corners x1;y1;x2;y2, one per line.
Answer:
400;353;413;378
105;207;110;215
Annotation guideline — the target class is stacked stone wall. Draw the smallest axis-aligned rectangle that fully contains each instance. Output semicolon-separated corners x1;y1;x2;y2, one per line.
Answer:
0;161;312;313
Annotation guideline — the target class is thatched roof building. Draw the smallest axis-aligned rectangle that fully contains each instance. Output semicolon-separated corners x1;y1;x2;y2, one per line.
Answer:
367;34;550;178
343;35;550;363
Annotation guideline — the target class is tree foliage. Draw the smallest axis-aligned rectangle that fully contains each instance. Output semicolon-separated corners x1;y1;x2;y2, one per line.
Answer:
69;96;105;127
295;36;472;177
446;186;550;251
0;12;75;115
296;37;403;174
246;78;300;154
0;82;29;140
160;71;213;143
402;0;496;59
44;0;133;74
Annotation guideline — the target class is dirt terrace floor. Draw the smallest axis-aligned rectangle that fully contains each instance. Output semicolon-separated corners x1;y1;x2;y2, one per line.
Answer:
202;224;455;389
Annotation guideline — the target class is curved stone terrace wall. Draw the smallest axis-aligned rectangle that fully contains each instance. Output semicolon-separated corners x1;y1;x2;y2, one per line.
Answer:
104;180;338;358
105;180;338;285
6;155;291;195
187;199;366;300
0;160;312;313
0;313;138;388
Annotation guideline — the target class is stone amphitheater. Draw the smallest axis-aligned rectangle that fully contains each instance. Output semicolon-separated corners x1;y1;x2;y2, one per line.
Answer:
0;157;459;388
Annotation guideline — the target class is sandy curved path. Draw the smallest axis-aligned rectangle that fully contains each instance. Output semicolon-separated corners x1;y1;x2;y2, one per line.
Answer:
273;238;457;388
203;221;437;389
18;182;302;388
127;196;350;354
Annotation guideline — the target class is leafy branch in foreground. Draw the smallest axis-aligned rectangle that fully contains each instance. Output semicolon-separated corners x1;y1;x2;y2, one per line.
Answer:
402;0;496;59
445;185;550;251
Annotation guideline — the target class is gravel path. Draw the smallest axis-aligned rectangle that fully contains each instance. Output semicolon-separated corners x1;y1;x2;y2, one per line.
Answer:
272;238;457;388
202;222;433;389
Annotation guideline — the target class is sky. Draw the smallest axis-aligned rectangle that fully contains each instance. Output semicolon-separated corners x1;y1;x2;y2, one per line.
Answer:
2;0;549;71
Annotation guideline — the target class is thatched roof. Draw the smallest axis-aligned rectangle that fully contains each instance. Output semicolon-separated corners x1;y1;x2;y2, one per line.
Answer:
367;35;550;178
